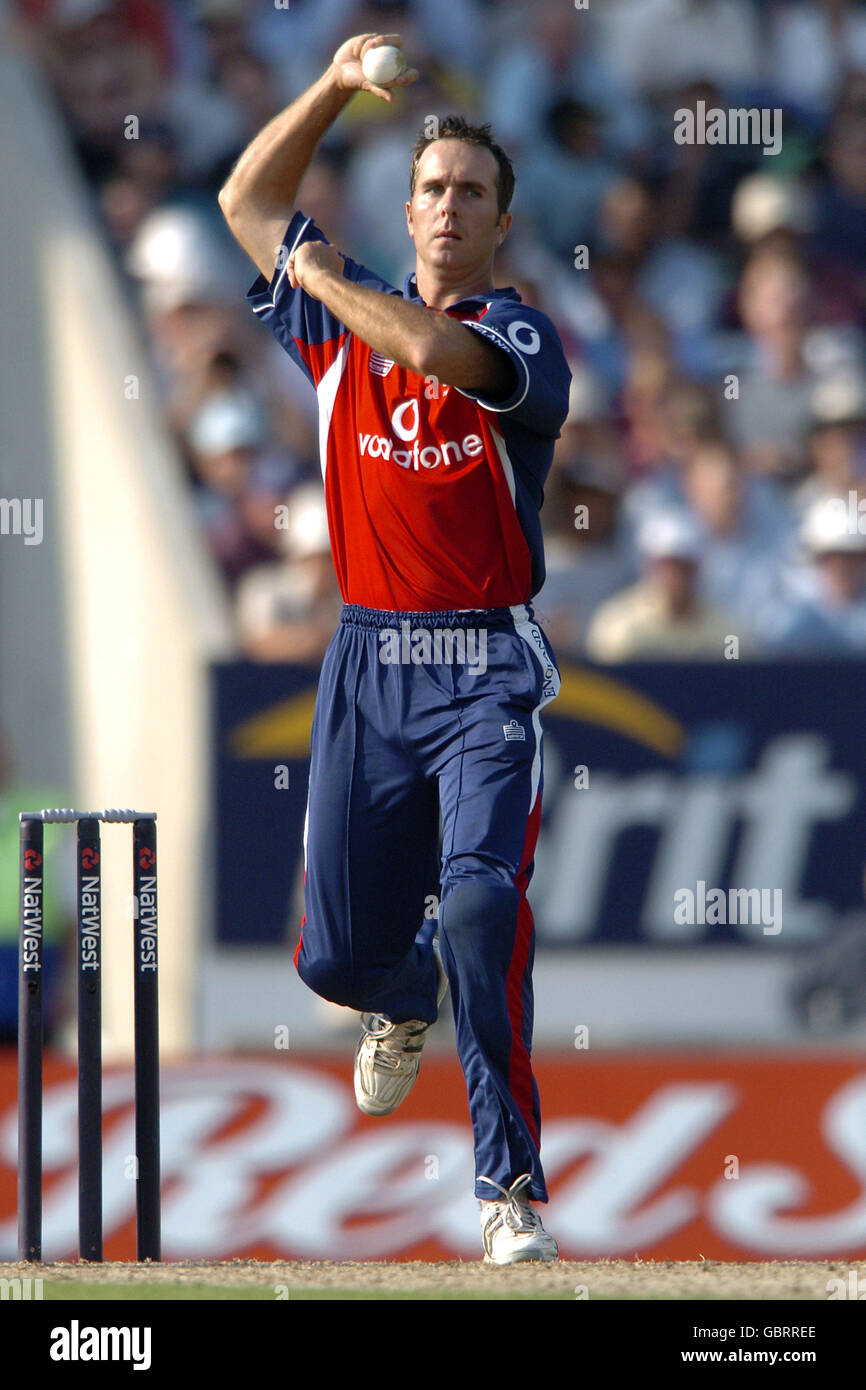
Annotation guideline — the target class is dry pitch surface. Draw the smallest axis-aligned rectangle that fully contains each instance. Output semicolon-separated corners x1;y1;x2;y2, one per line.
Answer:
0;1259;853;1300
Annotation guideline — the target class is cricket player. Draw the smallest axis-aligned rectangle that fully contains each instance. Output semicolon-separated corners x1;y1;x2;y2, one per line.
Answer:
219;32;570;1264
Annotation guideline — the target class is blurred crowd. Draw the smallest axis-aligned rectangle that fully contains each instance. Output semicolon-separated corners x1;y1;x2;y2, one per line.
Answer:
9;0;866;662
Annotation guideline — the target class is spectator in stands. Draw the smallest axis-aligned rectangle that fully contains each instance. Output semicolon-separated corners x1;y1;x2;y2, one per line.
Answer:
538;365;635;655
16;0;249;186
765;0;866;124
654;80;763;250
726;245;819;479
811;102;866;281
618;310;678;474
99;119;183;254
126;203;247;310
730;169;864;334
603;0;760;100
586;509;744;661
204;45;292;195
758;494;866;652
621;379;725;527
484;0;648;158
516;98;619;262
235;483;342;663
193;0;256;72
796;366;866;515
731;172;815;258
124;204;277;436
186;388;304;586
15;0;169;184
590;176;726;381
310;0;485;78
682;438;798;617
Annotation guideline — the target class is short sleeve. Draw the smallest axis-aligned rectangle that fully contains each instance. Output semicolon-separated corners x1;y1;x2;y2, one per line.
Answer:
245;210;398;388
457;302;572;438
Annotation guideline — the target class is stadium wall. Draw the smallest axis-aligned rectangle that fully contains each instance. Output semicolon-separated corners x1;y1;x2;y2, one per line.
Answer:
0;46;236;1055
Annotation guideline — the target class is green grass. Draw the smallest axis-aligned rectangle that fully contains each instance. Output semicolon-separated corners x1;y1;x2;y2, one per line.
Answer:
44;1283;274;1301
37;1283;733;1301
41;1282;578;1301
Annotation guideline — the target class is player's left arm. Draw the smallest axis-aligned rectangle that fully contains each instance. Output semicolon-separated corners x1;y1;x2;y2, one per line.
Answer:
288;241;517;398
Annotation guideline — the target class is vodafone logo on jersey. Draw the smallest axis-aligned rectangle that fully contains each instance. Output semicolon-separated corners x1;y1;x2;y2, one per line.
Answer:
358;399;484;471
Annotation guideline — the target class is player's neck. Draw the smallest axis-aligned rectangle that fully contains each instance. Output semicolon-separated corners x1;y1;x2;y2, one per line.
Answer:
413;261;495;310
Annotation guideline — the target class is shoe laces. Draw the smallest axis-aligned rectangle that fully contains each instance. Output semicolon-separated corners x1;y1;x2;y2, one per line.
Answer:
478;1173;538;1236
359;1013;429;1071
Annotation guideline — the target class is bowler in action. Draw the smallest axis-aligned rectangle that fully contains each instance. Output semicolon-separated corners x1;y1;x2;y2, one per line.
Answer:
219;31;571;1264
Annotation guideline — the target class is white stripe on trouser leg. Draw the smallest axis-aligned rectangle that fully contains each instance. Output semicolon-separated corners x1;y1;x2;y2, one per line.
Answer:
510;606;561;808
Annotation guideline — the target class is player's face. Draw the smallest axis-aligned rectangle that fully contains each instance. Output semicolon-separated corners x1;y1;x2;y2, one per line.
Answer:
406;141;511;275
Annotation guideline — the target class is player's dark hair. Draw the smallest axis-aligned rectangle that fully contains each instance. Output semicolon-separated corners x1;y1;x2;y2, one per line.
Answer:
409;116;515;215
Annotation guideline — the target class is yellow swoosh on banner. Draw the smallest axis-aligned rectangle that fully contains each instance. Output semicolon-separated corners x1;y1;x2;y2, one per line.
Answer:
230;689;318;759
553;667;685;759
228;668;686;761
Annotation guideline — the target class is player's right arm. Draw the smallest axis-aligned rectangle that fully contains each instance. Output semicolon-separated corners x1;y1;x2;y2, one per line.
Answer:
218;34;417;280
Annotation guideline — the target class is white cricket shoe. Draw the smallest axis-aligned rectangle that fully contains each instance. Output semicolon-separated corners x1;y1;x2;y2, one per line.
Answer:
478;1173;559;1265
353;941;448;1117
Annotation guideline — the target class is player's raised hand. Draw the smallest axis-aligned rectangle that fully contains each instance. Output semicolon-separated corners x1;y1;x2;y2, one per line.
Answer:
330;33;419;104
287;241;345;293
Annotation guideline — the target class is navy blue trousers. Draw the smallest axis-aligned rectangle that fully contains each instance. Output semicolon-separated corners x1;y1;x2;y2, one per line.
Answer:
296;603;560;1201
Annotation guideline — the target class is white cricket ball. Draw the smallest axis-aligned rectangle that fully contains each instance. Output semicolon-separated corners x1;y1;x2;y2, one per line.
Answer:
361;44;407;87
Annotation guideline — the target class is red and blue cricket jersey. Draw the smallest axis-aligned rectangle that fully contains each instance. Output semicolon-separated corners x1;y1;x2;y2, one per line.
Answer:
246;210;572;610
244;210;570;1204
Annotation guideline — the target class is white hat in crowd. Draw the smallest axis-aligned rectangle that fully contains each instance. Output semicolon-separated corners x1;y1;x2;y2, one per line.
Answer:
127;207;237;311
811;368;866;427
566;362;610;425
731;174;813;243
188;391;267;455
279;484;331;560
638;510;703;563
802;497;866;555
